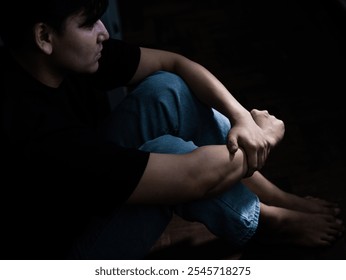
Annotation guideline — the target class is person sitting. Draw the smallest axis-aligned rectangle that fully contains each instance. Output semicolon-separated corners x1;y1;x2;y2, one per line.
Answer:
0;0;343;259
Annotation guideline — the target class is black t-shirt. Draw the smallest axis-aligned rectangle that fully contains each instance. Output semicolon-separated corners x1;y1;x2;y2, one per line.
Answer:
0;39;150;259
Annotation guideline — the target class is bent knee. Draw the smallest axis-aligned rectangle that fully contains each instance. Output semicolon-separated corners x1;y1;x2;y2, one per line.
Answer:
134;71;191;100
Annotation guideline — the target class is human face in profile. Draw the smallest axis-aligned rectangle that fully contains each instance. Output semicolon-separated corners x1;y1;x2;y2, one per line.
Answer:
49;11;110;75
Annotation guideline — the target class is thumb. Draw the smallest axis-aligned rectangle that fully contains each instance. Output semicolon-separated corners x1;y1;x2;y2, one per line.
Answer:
227;137;238;154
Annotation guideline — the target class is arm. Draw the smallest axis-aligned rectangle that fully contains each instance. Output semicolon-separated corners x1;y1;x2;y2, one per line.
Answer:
128;47;285;176
127;144;248;205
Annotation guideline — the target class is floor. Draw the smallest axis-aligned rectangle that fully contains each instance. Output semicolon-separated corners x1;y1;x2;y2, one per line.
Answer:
116;0;346;259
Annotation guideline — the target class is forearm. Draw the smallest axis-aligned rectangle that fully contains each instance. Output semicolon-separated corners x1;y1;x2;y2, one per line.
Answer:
132;48;250;122
188;145;248;196
127;145;248;205
171;56;250;122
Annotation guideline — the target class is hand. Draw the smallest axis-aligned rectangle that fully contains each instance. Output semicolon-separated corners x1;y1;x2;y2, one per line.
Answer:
250;109;285;146
227;109;285;177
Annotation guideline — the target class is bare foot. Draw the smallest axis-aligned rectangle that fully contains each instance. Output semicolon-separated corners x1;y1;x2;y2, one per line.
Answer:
242;172;341;217
275;193;341;216
303;196;341;215
258;203;344;247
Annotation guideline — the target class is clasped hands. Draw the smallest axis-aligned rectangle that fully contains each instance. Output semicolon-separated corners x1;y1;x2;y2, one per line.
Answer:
226;109;285;177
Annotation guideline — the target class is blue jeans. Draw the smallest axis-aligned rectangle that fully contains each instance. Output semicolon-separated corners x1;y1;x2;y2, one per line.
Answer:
71;71;259;259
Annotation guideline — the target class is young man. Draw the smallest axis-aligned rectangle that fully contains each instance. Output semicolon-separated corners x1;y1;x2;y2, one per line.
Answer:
0;0;343;259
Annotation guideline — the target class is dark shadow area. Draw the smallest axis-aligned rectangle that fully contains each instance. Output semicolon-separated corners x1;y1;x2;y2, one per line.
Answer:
117;0;346;259
146;238;242;260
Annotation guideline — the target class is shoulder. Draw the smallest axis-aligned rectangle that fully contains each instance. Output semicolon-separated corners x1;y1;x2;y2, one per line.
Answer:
102;38;140;55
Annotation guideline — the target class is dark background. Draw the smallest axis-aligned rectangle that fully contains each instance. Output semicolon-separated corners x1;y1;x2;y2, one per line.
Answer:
116;0;346;259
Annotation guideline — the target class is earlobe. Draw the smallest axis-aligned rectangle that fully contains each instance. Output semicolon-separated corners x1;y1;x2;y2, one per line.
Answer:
33;23;53;54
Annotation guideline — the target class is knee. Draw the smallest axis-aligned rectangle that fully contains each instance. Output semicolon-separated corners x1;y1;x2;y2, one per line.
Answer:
139;135;197;154
135;71;191;101
147;71;187;89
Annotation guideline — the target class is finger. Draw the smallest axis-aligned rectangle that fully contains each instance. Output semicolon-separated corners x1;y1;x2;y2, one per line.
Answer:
258;145;270;169
245;152;258;177
257;150;265;170
227;137;238;154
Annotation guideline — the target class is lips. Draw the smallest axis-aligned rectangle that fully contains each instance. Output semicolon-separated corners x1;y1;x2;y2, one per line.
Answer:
96;52;102;60
96;47;103;60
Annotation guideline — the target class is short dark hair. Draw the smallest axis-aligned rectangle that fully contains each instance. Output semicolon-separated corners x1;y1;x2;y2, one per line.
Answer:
0;0;109;49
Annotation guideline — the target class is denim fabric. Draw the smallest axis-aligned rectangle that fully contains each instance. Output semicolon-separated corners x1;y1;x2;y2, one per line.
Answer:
73;71;259;259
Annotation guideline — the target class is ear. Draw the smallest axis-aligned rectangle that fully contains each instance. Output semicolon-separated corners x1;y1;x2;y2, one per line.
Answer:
33;23;53;54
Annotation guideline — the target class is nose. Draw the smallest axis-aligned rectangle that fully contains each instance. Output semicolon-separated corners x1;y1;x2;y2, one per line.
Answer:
96;20;110;42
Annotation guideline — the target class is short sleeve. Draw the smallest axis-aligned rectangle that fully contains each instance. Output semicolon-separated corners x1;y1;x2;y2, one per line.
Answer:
94;38;141;89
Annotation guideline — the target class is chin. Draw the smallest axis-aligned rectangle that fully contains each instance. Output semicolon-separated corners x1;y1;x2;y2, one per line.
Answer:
86;62;100;73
